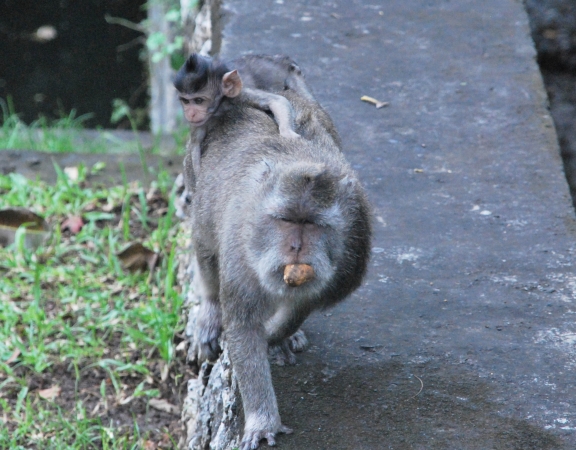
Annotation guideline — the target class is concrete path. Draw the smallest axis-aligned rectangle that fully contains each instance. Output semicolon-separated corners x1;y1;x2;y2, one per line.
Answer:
220;0;576;448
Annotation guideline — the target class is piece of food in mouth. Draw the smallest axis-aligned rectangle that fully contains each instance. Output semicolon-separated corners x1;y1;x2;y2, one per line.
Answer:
283;264;315;287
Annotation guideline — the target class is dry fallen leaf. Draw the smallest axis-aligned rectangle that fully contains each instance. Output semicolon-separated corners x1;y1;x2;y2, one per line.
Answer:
6;348;21;365
38;385;61;401
64;166;79;181
159;433;173;449
160;362;169;382
148;398;180;415
543;29;558;40
175;340;188;352
360;95;389;109
142;440;157;450
119;395;134;405
61;215;84;234
0;208;50;249
117;243;160;273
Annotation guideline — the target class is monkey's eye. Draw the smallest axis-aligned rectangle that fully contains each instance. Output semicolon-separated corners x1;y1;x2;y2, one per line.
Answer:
180;97;190;105
193;98;205;105
280;217;314;225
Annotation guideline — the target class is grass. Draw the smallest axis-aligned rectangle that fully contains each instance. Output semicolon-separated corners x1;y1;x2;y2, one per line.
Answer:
0;161;191;449
0;97;189;155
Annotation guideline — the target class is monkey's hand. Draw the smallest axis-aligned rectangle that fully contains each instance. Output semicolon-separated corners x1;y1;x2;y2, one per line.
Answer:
241;422;293;450
197;321;222;361
195;299;223;361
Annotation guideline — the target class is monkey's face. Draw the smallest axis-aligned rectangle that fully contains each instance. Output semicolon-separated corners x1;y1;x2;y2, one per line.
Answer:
249;204;346;299
178;90;215;126
241;161;358;299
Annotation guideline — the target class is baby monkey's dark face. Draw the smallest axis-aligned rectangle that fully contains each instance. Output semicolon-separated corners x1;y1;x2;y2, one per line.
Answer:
178;87;215;126
176;67;243;127
174;53;243;127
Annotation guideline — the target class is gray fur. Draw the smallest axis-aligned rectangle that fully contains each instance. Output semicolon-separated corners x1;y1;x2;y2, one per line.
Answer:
189;57;372;450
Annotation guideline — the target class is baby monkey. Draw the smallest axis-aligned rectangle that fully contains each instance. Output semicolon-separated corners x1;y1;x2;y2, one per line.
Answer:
174;53;300;190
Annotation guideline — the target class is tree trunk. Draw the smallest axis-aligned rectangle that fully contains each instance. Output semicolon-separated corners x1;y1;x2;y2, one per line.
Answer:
176;1;240;448
147;3;179;134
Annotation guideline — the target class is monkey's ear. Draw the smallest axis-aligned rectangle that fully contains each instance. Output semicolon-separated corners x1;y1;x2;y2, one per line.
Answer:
222;70;243;98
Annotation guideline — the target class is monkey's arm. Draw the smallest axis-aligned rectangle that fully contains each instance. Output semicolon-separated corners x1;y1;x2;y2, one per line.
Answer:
185;126;207;189
241;88;299;139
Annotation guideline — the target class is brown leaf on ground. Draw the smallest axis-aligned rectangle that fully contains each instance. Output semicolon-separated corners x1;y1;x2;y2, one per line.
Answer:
0;208;50;249
61;216;84;234
117;242;160;273
38;385;62;400
148;398;180;415
159;433;174;449
6;348;21;364
142;440;157;450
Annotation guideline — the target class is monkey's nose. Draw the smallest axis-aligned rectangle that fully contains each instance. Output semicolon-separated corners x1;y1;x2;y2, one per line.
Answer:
283;264;315;287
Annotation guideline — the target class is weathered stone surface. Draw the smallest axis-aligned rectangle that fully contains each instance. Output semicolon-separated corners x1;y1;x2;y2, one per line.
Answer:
524;0;576;206
180;0;576;448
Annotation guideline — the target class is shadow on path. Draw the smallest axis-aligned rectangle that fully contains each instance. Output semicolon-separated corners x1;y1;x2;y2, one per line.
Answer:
274;358;564;450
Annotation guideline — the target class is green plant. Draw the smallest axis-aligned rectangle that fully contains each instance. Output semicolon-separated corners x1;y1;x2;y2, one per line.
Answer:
0;163;189;448
0;97;152;154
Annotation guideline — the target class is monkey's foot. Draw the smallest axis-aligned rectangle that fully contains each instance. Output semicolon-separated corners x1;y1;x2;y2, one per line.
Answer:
268;330;308;366
268;340;296;366
288;329;308;353
241;424;293;450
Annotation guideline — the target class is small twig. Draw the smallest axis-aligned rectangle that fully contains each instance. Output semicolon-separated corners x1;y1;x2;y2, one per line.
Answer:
360;95;389;109
104;14;146;33
116;36;146;53
146;252;160;285
406;374;424;400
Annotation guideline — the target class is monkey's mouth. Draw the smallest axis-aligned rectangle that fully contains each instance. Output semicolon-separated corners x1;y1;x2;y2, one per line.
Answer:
190;118;209;126
283;264;315;287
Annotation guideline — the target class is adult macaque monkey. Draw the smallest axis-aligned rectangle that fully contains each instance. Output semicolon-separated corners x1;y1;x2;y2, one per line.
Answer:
174;53;301;194
189;54;372;450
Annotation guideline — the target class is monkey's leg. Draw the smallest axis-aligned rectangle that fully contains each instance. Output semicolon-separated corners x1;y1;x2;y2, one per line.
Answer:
268;96;300;139
243;88;300;139
226;319;293;450
285;71;315;101
193;251;222;361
